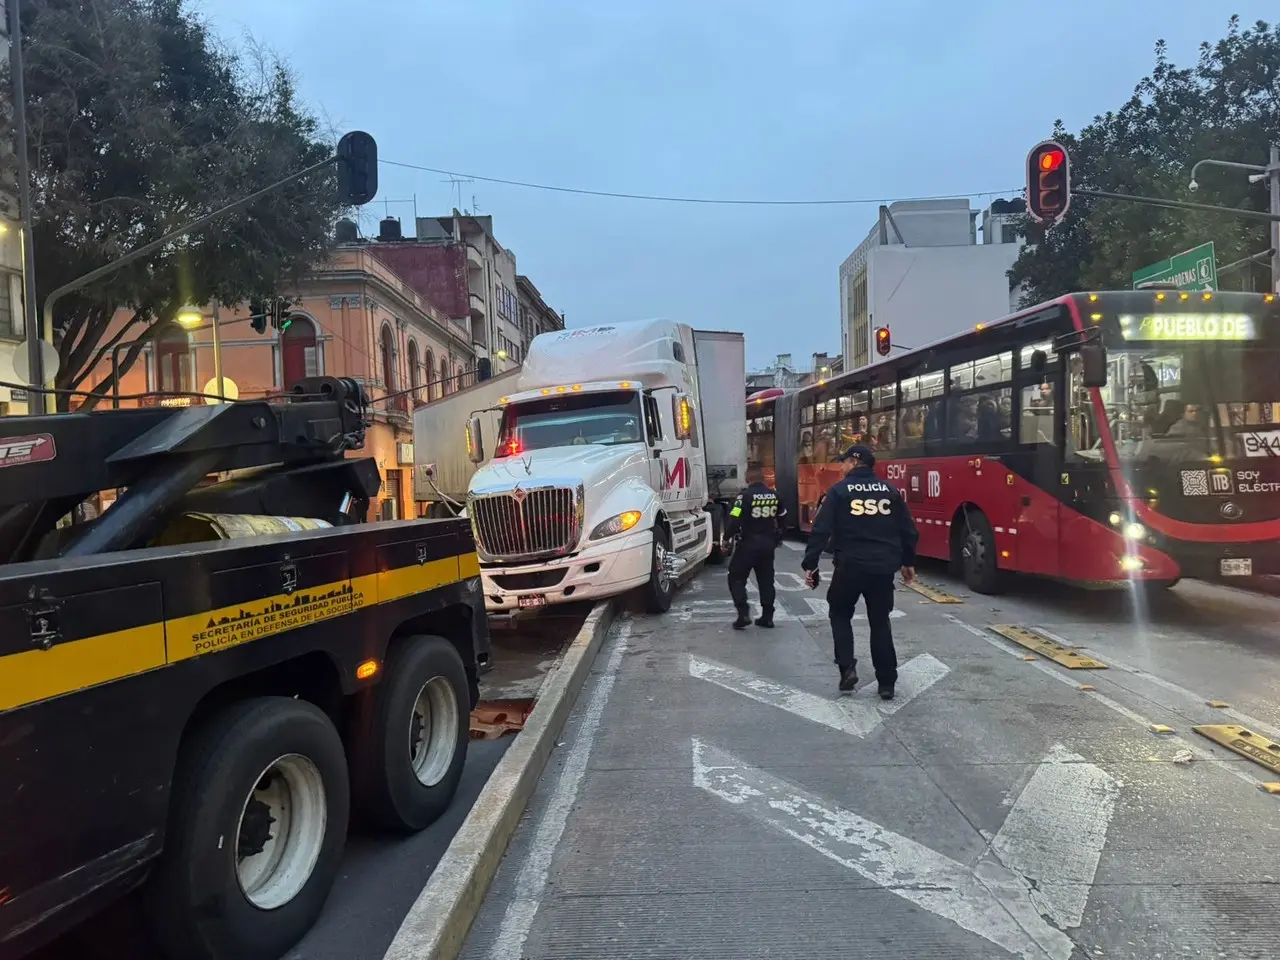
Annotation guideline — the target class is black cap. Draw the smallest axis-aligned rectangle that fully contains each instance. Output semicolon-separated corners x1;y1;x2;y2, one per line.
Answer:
838;443;876;466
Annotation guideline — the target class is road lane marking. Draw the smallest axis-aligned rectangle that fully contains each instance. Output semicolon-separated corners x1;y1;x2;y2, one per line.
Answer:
486;620;633;960
688;655;882;736
673;599;796;623
989;625;1108;669
798;596;906;621
782;540;804;551
947;614;1268;789
866;653;951;714
692;739;1076;960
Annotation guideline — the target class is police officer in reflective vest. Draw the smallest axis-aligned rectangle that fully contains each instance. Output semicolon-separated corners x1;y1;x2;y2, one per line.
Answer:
801;444;919;698
723;466;787;630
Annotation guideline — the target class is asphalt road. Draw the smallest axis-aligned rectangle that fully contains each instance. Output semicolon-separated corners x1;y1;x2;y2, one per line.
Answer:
30;603;592;960
464;553;1280;960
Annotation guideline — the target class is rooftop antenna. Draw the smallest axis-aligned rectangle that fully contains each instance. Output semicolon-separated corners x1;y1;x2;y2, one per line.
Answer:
443;176;474;212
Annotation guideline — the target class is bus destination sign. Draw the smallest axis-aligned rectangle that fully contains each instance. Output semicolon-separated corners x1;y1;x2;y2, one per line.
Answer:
1119;313;1257;342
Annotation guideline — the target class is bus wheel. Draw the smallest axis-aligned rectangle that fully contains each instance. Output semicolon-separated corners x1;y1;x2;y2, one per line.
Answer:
351;634;470;832
145;697;349;960
958;510;1006;595
642;524;676;613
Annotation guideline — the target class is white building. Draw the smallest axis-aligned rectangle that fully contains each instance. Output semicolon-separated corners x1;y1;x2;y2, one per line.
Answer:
838;198;1027;371
1;0;28;413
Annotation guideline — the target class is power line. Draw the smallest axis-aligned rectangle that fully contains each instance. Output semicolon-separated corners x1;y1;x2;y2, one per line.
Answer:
382;158;1018;207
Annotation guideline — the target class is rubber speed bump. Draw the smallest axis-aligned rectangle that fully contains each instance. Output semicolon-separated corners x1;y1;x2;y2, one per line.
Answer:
988;625;1108;669
1193;724;1280;777
904;580;963;603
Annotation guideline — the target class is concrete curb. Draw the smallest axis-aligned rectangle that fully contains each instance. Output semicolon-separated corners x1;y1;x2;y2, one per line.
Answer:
381;599;619;960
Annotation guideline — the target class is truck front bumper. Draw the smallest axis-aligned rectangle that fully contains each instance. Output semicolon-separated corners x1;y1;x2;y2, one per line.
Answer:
479;528;654;612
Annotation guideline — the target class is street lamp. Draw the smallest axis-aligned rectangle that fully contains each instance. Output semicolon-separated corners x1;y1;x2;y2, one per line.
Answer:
1188;147;1280;292
495;349;508;361
173;303;226;399
176;306;203;328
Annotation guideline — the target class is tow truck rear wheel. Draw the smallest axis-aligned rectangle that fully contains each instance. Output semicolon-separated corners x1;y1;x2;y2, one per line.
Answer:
350;634;470;832
642;524;676;613
145;697;349;960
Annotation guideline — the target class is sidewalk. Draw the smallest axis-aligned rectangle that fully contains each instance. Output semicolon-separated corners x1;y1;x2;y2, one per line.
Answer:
461;558;1280;960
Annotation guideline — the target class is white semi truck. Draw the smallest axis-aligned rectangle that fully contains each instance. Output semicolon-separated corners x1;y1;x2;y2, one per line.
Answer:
414;319;747;614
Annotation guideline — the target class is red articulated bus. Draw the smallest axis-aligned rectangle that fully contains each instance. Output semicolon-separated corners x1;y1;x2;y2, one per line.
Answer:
748;290;1280;593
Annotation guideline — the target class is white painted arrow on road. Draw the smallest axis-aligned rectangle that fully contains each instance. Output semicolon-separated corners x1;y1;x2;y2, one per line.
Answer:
688;653;950;734
692;739;1117;960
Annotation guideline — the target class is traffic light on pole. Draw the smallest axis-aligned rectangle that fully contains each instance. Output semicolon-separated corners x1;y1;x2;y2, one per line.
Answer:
336;131;378;206
1026;140;1071;226
270;298;292;333
875;326;891;357
249;298;268;335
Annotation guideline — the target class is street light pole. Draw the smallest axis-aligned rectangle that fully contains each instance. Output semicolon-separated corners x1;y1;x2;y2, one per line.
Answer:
1187;147;1280;292
211;299;223;399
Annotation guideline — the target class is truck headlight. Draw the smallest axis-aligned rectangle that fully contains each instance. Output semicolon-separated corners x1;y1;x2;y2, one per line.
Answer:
590;510;643;541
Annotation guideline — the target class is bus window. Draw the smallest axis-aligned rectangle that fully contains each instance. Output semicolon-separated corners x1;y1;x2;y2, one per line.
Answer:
1019;383;1057;446
870;383;897;450
801;402;814;426
898;372;945;453
1067;354;1105;460
949;352;1012;445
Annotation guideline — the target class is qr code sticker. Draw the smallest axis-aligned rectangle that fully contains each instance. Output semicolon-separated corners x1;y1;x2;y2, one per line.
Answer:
1180;469;1209;496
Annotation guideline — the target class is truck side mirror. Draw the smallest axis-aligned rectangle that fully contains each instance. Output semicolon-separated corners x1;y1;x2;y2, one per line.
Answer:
465;416;484;464
672;393;694;441
1079;342;1108;388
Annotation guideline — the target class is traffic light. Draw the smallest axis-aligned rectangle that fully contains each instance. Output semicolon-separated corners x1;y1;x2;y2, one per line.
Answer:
249;298;268;335
875;326;891;357
268;297;294;333
1026;140;1071;226
336;131;378;206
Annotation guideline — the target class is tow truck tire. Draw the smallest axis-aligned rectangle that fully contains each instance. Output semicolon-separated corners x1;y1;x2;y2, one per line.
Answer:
350;634;470;832
145;697;349;960
706;504;727;566
642;524;676;614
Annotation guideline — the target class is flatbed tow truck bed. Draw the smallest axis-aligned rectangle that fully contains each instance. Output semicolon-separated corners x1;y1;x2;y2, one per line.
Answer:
0;378;491;960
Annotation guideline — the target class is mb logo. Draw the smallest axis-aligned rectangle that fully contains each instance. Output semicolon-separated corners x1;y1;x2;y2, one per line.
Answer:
1210;469;1234;494
927;471;941;498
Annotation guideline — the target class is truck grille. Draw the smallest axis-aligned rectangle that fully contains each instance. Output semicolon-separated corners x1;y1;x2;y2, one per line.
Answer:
469;486;581;561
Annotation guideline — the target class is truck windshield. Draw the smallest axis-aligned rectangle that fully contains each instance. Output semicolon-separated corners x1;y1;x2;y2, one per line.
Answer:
495;390;644;456
1091;345;1279;462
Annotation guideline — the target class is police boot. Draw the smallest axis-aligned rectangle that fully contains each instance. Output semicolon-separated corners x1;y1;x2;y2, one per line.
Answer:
754;609;774;628
732;606;752;630
838;665;859;693
878;684;895;701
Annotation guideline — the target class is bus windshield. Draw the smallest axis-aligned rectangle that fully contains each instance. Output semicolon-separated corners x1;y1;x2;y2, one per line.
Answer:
1081;345;1280;463
495;390;644;456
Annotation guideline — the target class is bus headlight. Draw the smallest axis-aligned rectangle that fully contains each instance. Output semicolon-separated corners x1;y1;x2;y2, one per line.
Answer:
1108;512;1123;527
1119;555;1145;572
590;510;643;541
1123;522;1146;540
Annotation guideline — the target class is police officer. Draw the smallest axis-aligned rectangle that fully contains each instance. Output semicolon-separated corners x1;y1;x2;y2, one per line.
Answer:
801;444;919;698
723;466;787;630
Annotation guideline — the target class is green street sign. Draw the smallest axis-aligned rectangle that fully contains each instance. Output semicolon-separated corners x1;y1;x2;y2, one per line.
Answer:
1132;242;1217;291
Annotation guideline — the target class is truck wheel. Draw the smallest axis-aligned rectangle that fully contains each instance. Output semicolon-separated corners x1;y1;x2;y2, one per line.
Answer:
351;634;470;832
706;504;727;566
145;697;349;960
958;509;1006;595
643;525;676;613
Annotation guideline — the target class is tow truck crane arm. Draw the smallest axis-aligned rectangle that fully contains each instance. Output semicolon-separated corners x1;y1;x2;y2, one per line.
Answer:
0;376;378;563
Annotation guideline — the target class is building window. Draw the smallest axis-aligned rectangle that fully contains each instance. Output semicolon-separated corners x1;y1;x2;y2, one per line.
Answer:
281;316;320;389
440;356;451;396
0;271;16;339
424;348;436;400
154;328;193;395
456;362;467;390
380;324;397;393
407;340;421;401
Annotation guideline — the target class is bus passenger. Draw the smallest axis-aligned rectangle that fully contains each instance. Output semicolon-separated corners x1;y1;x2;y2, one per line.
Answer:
801;444;920;699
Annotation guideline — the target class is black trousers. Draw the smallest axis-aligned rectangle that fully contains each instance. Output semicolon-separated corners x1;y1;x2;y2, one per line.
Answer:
827;566;898;685
728;540;776;613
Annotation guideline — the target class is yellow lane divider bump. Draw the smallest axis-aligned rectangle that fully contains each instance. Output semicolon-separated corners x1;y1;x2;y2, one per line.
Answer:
1149;724;1175;734
1206;700;1231;709
1193;724;1280;777
1258;783;1280;795
904;581;964;604
1078;684;1096;691
988;625;1109;670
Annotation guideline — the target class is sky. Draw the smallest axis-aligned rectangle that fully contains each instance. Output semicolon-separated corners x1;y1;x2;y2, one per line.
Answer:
199;0;1274;369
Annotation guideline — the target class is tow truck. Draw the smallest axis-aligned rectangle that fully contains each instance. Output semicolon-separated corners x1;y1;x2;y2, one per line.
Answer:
0;377;491;960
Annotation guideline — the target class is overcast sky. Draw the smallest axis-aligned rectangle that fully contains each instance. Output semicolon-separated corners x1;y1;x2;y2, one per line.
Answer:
199;0;1272;369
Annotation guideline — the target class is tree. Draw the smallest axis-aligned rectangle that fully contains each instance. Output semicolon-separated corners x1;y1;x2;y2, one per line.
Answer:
4;0;341;409
1010;16;1280;305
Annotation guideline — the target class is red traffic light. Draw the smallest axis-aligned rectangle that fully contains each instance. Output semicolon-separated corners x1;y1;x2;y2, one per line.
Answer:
1026;140;1071;227
875;327;891;357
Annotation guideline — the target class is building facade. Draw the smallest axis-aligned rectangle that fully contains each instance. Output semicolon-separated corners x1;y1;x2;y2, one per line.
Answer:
0;0;27;413
515;274;564;353
838;198;1027;371
78;247;476;521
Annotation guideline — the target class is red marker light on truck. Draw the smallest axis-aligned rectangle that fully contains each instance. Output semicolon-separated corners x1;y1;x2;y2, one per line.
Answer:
506;438;522;456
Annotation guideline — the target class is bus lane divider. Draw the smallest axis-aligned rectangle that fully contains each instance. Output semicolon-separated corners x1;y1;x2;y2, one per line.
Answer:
1192;724;1280;781
902;579;965;604
987;624;1108;670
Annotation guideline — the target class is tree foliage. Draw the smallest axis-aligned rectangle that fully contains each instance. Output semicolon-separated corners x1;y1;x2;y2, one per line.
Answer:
1010;16;1280;305
4;0;341;409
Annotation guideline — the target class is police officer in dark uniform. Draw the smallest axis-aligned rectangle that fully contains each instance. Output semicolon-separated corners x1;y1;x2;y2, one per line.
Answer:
801;444;919;698
723;466;787;630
